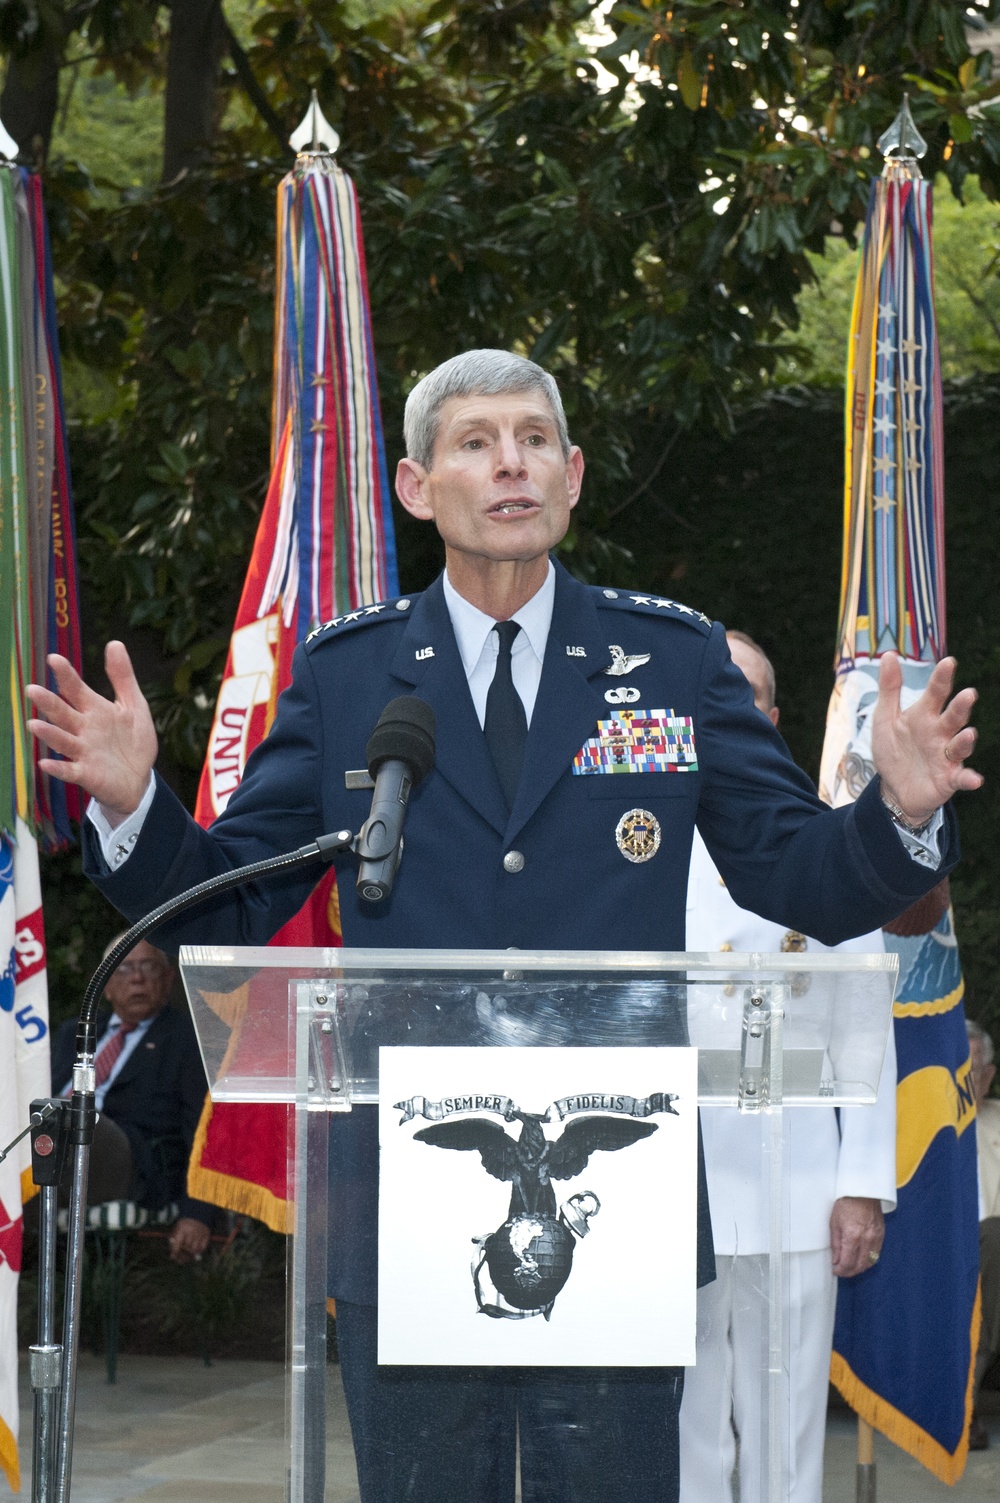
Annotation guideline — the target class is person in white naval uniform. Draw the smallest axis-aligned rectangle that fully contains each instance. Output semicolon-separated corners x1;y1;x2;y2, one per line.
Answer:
968;1019;1000;1449
680;631;897;1503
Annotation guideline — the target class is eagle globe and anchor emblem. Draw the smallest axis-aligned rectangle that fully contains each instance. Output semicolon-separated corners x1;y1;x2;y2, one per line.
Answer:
396;1090;679;1320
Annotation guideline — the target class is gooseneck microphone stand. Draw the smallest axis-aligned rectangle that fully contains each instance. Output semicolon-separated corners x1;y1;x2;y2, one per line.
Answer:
0;692;436;1502
60;829;368;1503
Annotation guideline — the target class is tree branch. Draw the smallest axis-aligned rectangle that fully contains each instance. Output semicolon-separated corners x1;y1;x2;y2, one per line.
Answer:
222;18;293;160
606;425;695;527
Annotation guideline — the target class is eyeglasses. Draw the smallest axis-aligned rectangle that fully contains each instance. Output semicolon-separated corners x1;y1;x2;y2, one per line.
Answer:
115;960;167;979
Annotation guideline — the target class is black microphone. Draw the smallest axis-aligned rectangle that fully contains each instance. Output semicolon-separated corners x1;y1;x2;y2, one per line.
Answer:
355;696;436;903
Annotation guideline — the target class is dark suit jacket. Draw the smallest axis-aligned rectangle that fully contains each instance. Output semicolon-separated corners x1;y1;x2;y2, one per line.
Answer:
83;562;959;1298
51;1005;215;1225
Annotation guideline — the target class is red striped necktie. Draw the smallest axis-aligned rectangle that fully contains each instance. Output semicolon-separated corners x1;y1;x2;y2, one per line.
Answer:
93;1022;138;1088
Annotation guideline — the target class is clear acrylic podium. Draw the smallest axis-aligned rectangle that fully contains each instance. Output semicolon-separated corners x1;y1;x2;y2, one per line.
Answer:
178;946;897;1503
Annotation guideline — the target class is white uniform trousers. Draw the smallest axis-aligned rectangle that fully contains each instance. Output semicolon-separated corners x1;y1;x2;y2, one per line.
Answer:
679;1250;837;1503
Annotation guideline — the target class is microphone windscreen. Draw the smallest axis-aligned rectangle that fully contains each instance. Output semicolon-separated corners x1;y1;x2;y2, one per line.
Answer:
365;696;436;784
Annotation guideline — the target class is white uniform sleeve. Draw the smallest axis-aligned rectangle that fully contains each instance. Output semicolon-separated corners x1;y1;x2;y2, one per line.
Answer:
85;773;157;870
834;1000;898;1212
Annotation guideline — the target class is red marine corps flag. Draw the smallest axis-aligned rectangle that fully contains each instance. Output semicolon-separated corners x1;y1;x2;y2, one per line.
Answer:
188;97;399;1230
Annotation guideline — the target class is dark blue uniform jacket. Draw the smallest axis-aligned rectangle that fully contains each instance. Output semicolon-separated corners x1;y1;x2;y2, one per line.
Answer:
84;562;958;1300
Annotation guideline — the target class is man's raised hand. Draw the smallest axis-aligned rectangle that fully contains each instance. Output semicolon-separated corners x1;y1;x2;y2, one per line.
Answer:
26;642;158;826
871;653;983;827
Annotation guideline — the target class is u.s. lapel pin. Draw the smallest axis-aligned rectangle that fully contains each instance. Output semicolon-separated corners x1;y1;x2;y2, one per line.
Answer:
566;645;586;658
415;646;434;661
604;645;651;677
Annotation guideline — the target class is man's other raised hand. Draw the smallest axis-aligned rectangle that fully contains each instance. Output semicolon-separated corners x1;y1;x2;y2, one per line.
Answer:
871;653;983;827
26;642;158;827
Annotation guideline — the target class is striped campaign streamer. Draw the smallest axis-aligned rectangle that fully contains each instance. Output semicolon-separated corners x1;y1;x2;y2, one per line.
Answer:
821;155;979;1485
0;157;78;1490
273;154;397;640
190;144;399;1232
837;167;945;671
0;164;83;848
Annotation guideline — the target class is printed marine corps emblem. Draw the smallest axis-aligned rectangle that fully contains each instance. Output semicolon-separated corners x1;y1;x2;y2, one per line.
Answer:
615;808;661;863
396;1090;679;1320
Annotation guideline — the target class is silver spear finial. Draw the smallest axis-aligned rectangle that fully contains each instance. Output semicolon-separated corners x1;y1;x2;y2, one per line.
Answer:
0;114;19;163
289;89;340;156
877;94;928;171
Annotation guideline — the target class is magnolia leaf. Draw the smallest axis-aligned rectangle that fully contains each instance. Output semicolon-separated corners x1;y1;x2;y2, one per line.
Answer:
677;50;703;112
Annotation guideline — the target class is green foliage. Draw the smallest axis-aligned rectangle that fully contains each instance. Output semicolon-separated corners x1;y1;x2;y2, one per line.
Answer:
779;175;1000;382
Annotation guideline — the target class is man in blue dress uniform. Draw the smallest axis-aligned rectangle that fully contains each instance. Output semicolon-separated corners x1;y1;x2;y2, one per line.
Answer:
27;350;981;1503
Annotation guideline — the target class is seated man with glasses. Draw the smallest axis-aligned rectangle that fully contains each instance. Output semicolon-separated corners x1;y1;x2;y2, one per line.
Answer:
50;937;215;1261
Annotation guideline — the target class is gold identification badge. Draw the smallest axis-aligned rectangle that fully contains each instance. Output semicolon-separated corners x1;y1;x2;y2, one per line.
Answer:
615;808;662;863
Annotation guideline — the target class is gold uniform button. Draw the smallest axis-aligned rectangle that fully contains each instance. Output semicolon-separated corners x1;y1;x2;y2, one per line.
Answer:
503;850;525;874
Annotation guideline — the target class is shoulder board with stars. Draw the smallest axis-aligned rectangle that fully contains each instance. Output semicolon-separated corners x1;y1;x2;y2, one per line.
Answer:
304;596;416;648
591;587;713;633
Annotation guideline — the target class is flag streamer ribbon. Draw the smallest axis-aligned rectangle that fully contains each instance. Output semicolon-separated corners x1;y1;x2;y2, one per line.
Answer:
0;156;76;1490
190;148;398;1231
273;154;397;640
823;156;978;1486
839;164;945;670
0;163;83;848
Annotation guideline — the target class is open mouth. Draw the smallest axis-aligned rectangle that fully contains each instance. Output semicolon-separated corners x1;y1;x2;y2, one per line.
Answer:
489;499;538;517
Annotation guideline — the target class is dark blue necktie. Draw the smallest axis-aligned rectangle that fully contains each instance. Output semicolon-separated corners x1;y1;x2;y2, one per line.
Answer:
485;620;528;810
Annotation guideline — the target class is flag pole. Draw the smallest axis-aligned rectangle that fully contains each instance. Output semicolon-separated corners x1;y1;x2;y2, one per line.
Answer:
857;1416;876;1502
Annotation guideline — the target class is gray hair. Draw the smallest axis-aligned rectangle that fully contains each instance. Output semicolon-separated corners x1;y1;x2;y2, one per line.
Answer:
102;934;169;967
725;630;777;713
403;349;570;470
967;1018;995;1066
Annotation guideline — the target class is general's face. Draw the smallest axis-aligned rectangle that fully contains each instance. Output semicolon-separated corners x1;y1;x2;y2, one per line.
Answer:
395;391;583;565
103;940;174;1029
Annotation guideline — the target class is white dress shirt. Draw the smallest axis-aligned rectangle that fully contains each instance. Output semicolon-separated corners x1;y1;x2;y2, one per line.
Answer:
441;560;554;729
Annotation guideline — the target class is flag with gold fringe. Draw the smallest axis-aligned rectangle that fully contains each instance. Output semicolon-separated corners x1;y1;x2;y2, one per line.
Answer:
0;152;81;1491
819;104;979;1485
188;130;398;1232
